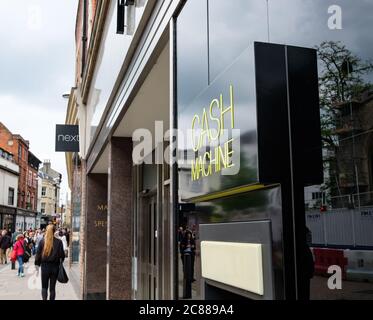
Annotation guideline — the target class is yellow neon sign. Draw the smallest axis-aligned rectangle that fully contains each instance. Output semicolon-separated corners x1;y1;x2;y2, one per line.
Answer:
191;85;236;181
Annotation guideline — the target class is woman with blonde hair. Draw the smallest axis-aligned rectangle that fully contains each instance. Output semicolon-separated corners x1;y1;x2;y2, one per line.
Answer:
35;224;65;300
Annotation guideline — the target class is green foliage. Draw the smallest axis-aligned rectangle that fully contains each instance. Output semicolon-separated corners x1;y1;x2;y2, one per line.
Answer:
316;41;373;194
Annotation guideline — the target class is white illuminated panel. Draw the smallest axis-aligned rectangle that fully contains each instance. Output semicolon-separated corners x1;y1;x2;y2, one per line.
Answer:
201;241;264;295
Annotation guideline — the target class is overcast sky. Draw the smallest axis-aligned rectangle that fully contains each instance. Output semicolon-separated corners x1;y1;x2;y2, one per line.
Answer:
0;1;78;203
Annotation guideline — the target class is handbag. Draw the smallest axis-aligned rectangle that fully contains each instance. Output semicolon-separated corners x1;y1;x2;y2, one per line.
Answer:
10;249;17;262
57;259;69;283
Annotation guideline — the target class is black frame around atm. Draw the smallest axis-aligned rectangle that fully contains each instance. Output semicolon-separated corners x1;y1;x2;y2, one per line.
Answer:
255;42;323;299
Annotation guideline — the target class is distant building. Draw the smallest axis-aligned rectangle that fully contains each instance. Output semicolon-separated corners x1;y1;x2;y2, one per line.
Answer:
332;89;373;206
36;174;42;228
0;122;41;231
0;147;19;231
0;122;30;209
39;160;62;227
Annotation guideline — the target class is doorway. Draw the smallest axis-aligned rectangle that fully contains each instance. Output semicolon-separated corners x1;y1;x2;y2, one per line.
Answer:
140;192;158;299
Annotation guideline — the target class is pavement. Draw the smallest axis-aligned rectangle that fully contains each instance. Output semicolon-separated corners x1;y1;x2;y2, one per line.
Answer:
310;275;373;300
0;257;79;300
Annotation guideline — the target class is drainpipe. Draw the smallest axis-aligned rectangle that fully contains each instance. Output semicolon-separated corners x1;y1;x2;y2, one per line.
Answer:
81;0;88;78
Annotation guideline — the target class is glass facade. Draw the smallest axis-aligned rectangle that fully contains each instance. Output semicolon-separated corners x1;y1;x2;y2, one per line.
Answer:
177;0;373;300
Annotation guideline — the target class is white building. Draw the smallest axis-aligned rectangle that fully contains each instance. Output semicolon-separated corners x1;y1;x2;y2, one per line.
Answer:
0;148;19;230
0;148;19;207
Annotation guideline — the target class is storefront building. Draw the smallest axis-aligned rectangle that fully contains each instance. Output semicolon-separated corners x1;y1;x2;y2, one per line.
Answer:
0;123;41;232
68;0;373;300
0;148;19;232
0;148;18;232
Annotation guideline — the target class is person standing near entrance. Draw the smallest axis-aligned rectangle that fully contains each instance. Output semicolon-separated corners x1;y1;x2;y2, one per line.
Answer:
180;230;196;299
0;230;11;264
35;224;65;300
13;234;25;277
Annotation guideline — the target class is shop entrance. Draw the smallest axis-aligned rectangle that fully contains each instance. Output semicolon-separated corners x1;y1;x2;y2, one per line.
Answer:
140;191;159;300
113;38;172;299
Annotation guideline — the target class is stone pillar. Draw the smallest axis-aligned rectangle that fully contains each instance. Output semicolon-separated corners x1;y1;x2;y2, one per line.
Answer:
84;173;108;300
79;159;87;300
107;137;133;300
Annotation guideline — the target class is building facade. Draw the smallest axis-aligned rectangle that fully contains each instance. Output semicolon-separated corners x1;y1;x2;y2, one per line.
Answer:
0;122;30;210
66;0;373;300
39;161;62;228
0;147;19;231
0;122;40;231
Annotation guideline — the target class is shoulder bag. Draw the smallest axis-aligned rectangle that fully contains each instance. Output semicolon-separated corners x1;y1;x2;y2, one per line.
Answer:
57;259;69;283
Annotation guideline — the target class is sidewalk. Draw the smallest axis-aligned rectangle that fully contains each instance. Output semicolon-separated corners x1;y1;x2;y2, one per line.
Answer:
0;258;79;300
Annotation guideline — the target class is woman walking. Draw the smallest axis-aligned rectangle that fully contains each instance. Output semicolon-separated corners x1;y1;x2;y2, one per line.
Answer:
35;225;65;300
0;230;11;264
12;234;25;277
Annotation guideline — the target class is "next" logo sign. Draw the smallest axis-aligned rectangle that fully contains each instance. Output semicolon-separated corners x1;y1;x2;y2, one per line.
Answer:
55;125;80;152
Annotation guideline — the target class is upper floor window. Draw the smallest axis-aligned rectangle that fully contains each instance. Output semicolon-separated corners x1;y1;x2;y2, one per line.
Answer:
28;171;33;187
18;145;22;160
42;187;46;196
312;192;324;200
30;194;34;211
26;192;31;209
8;188;15;206
33;173;37;189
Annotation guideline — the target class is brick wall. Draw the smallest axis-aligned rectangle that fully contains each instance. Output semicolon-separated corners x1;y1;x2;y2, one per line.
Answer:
0;123;30;209
75;0;99;86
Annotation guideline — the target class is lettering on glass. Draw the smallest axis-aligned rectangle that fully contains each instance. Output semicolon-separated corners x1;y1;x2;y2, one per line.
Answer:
190;85;237;181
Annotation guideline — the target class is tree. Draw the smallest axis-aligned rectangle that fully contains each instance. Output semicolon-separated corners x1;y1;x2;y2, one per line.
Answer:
316;41;373;197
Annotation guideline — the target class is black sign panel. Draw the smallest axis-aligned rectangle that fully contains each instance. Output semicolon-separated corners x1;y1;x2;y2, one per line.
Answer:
255;42;323;186
55;125;80;152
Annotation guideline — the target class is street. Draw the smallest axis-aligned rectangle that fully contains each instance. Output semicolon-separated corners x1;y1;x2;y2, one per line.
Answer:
0;258;78;300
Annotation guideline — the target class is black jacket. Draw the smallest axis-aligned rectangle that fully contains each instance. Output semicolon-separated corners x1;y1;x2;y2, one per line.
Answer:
180;233;196;256
35;237;65;266
0;235;11;250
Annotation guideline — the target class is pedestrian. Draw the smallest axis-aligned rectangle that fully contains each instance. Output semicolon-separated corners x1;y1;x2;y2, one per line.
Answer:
64;229;70;247
12;234;25;277
35;229;44;253
35;224;65;300
180;229;196;299
23;242;33;265
12;229;22;244
26;231;35;255
0;230;12;264
56;230;68;257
